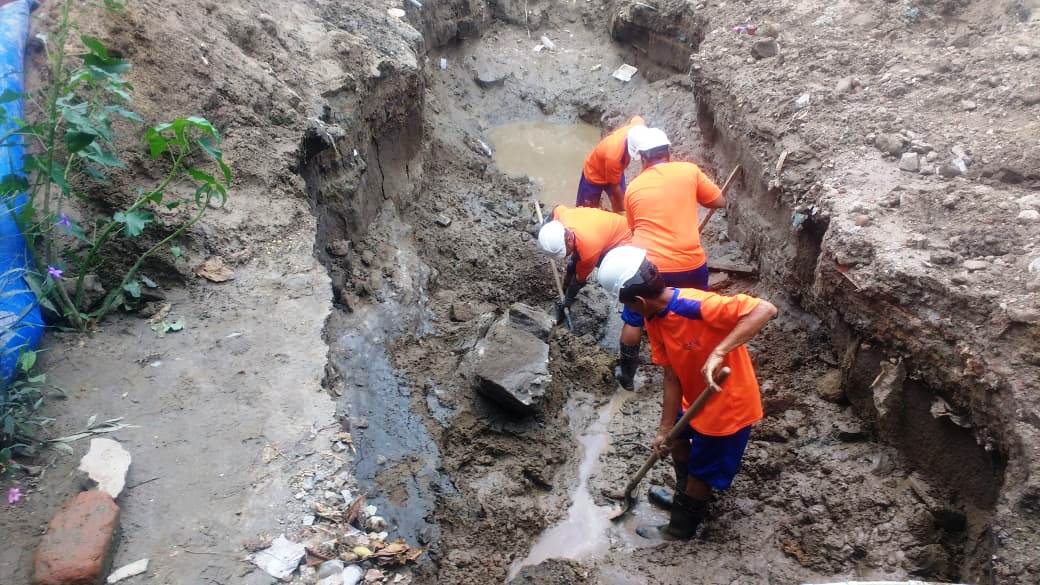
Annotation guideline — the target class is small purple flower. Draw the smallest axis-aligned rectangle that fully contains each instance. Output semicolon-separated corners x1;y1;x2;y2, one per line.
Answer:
6;486;22;505
56;213;72;230
47;266;63;279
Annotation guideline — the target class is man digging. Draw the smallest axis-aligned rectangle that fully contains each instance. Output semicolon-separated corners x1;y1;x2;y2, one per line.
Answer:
598;245;778;540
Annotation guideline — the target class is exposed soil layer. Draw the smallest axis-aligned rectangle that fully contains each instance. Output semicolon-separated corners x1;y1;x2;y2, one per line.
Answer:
2;1;1037;584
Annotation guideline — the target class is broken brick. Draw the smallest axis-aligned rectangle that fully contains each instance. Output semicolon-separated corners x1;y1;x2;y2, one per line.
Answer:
34;491;120;585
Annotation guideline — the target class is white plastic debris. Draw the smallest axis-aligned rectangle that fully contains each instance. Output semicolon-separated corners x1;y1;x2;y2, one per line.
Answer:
612;64;638;82
533;44;544;52
106;559;148;584
387;8;405;18
439;57;447;70
78;438;132;498
251;535;306;580
539;36;556;51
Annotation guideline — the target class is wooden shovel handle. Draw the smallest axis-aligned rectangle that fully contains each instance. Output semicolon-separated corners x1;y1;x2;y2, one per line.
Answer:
698;165;742;233
619;367;732;499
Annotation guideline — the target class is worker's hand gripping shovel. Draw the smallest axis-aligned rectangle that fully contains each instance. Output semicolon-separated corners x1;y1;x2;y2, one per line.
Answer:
532;200;574;330
608;367;731;521
698;165;742;233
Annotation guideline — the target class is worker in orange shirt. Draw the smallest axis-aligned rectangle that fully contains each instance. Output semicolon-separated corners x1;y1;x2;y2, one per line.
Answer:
598;246;777;540
537;205;631;322
613;127;727;390
576;115;646;212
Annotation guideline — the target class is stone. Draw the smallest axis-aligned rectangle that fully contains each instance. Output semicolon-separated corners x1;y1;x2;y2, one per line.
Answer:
960;99;977;111
77;438;131;499
449;300;494;322
539;35;556;51
909;140;933;153
834;76;859;95
507;303;554;342
874;133;905;156
473;57;511;89
815;369;845;403
343;565;365;585
1028;257;1040;274
435;214;452;227
919;165;935;176
318;560;345;579
794;93;811;109
1020;85;1040;106
1012;45;1032;60
251;535;306;580
327;239;350;257
963;260;988;271
466;316;550;414
34;491;120;585
898;152;920;172
929;251;961;265
938;158;967;178
365;515;388;532
854;214;871;227
1017;209;1040;224
750;39;779;60
906;544;951;577
106;559;148;584
1017;194;1040;210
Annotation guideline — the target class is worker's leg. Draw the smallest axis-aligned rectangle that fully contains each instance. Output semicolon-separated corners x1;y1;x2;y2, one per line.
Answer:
616;309;644;390
575;174;607;209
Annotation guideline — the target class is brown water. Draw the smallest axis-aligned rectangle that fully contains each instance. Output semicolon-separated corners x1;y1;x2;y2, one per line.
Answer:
487;121;602;208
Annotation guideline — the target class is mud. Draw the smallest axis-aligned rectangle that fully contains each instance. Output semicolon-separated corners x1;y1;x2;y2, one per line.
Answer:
3;1;1037;584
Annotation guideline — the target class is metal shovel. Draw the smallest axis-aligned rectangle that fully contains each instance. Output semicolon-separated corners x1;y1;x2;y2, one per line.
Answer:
609;367;731;521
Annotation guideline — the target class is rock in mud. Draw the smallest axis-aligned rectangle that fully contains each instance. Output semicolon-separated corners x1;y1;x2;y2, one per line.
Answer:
327;239;351;257
750;38;779;60
1017;209;1040;224
465;315;550;414
474;57;511;89
816;369;845;403
874;133;905;156
899;152;921;172
507;302;554;342
450;301;495;322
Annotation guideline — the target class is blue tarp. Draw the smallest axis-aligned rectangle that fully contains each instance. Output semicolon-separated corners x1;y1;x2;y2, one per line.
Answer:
1;0;44;389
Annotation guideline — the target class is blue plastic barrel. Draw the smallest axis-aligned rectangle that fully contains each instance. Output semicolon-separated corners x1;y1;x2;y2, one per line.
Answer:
1;0;45;390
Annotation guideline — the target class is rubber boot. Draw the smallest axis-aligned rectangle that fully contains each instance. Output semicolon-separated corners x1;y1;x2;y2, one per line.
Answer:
648;462;687;510
615;342;640;390
636;493;708;541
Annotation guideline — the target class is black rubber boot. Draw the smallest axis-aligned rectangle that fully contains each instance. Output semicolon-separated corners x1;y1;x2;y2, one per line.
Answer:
648;462;688;510
615;342;640;390
636;493;708;541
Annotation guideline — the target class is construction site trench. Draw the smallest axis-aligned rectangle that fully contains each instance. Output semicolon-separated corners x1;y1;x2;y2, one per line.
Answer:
298;3;1036;585
4;2;1038;585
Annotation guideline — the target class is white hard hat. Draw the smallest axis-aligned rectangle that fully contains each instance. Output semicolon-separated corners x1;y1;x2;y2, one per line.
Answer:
625;124;648;159
628;126;670;158
537;221;567;260
596;245;648;299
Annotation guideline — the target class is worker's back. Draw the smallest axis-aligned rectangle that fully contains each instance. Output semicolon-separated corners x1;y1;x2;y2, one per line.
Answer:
625;161;721;272
554;205;631;281
582;116;645;186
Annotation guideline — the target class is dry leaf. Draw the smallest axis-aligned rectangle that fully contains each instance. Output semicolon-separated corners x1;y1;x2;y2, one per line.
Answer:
344;494;366;526
195;257;235;282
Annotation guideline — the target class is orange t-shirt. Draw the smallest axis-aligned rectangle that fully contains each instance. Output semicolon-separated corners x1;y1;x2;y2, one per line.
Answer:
625;161;722;272
645;288;763;436
581;116;646;186
553;206;632;282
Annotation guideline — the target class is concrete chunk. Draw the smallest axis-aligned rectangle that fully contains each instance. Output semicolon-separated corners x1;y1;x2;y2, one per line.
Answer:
78;438;132;499
467;317;550;414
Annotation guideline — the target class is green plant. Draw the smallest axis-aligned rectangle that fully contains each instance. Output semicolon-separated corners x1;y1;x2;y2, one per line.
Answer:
0;0;231;329
0;348;53;474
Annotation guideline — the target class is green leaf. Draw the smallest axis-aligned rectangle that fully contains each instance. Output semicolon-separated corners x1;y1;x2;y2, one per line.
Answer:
198;138;233;185
105;105;142;122
80;36;109;59
170;245;182;258
186;168;216;186
64;131;97;153
17;351;37;373
0;89;23;104
113;209;153;237
122;280;141;298
83;53;131;75
0;174;30;195
144;127;168;159
79;143;125;169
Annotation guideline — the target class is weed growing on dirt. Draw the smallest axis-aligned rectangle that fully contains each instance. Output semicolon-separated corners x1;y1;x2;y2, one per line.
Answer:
0;348;54;475
0;0;232;330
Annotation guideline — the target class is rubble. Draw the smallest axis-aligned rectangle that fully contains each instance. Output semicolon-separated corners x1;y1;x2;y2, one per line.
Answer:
77;438;132;498
250;535;306;580
464;312;550;414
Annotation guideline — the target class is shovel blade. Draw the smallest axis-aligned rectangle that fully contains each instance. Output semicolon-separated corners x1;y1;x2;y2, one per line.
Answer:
608;492;636;521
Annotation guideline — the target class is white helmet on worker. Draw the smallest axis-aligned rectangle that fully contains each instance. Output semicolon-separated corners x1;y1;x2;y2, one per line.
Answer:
596;245;649;299
537;220;568;260
627;126;670;158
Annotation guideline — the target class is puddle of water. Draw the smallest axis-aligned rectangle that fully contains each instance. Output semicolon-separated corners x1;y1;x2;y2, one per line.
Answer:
487;121;602;208
508;390;642;579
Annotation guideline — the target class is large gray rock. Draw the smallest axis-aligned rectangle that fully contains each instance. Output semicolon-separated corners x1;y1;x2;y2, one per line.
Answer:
507;302;554;342
466;316;550;414
473;57;512;89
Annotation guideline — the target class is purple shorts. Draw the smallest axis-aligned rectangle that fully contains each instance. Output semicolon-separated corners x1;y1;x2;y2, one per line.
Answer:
575;172;626;208
620;264;710;327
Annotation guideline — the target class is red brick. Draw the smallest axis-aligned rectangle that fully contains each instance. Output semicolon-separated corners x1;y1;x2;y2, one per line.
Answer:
33;491;120;585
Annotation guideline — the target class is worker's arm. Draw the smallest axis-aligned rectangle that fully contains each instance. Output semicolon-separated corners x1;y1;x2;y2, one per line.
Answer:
702;300;778;390
651;366;683;457
607;183;625;213
703;193;727;209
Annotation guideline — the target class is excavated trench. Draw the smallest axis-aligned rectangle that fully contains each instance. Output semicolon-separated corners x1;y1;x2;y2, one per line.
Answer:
295;6;1010;584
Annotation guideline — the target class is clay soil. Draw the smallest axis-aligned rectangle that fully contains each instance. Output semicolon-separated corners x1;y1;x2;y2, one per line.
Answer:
2;1;1038;584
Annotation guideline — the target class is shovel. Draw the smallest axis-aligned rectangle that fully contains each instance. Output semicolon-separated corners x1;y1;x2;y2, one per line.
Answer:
697;165;743;233
608;367;731;521
532;199;574;330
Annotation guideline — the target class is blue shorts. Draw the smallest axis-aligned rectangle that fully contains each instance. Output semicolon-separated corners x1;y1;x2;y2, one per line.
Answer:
620;264;710;327
676;421;752;491
575;172;626;208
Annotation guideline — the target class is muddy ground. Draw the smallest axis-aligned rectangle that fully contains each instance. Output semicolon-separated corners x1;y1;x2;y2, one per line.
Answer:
2;0;1038;584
